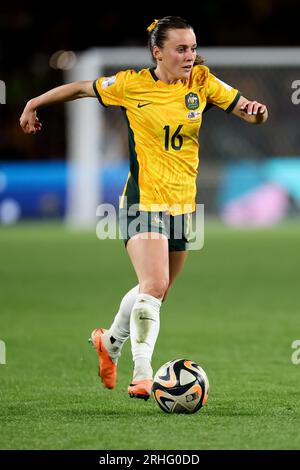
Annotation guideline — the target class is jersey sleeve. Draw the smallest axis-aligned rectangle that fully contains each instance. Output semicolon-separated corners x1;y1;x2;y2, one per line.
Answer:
206;72;241;113
93;70;128;107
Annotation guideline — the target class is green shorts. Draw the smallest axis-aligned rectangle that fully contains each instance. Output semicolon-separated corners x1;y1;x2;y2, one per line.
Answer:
119;208;191;252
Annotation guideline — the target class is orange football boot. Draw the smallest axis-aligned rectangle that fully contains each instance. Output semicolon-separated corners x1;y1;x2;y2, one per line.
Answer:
89;328;117;389
128;379;153;400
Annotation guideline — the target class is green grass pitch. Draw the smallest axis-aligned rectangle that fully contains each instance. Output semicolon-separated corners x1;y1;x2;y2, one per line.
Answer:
0;222;299;450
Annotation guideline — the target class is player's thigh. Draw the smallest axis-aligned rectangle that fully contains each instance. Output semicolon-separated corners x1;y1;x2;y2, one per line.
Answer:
127;233;169;298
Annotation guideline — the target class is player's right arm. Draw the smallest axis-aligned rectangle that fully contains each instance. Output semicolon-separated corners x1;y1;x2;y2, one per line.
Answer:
20;80;95;134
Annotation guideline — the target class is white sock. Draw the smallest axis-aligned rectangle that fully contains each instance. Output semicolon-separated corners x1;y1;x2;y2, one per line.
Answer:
102;285;139;363
130;293;161;381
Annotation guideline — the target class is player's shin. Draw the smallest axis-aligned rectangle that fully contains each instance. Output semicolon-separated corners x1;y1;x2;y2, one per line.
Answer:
102;284;139;362
130;293;161;380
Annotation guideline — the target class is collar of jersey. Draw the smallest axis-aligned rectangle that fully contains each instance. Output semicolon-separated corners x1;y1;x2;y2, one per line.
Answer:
149;68;184;89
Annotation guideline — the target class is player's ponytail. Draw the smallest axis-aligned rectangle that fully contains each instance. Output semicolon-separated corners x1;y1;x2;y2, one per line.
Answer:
147;16;204;66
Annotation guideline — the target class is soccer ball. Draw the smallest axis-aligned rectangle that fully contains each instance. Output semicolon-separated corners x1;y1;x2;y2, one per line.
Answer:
152;359;209;414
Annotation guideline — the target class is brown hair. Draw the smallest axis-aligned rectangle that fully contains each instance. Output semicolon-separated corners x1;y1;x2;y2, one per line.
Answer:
147;16;204;66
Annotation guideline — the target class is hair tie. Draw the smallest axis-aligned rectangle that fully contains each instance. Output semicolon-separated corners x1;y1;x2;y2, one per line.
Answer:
147;19;159;33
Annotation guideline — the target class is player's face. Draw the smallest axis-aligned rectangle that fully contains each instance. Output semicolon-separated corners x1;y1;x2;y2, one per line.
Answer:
156;28;197;80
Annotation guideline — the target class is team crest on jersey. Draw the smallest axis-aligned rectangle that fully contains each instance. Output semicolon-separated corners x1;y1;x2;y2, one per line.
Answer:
185;92;200;110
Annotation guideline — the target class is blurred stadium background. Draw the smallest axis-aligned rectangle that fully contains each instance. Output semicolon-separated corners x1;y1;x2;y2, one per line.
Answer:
1;2;300;451
1;2;300;226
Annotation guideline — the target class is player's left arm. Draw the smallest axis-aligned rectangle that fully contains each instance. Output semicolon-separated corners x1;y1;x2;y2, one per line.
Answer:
231;95;268;124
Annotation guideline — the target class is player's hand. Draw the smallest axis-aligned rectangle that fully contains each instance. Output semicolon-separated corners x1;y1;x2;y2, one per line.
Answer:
20;106;42;135
240;100;267;115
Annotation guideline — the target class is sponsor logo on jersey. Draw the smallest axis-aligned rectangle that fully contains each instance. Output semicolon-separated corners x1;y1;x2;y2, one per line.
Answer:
185;92;200;110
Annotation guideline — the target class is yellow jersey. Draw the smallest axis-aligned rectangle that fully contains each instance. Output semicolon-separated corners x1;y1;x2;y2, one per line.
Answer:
93;65;240;215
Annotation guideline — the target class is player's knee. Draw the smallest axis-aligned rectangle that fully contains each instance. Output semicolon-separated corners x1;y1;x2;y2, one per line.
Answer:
140;277;169;300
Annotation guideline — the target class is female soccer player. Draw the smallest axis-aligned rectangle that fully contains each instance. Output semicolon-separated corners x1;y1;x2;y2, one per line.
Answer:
20;16;268;400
